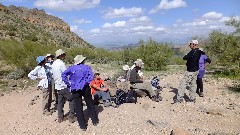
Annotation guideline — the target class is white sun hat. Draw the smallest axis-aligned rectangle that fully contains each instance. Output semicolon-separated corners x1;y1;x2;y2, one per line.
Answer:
74;55;86;65
55;49;65;58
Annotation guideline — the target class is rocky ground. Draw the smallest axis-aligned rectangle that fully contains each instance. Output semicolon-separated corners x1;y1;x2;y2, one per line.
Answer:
0;70;240;135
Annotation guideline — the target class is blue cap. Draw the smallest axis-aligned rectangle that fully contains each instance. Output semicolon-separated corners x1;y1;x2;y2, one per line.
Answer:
36;56;45;65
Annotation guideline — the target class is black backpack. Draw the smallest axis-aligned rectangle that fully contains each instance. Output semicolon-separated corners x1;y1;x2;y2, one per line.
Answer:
125;89;137;103
115;89;127;106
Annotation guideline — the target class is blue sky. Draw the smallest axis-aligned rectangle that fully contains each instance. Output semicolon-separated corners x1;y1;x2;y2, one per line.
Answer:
1;0;240;47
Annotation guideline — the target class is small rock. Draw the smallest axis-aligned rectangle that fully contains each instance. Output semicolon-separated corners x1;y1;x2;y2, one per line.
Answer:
206;109;224;116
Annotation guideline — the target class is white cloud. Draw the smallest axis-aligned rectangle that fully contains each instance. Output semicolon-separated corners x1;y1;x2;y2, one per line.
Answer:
102;21;126;28
90;28;100;33
34;0;100;11
132;26;154;31
183;21;207;26
70;25;79;32
202;11;223;20
149;0;187;14
103;7;144;19
129;16;151;23
209;26;220;29
70;25;84;36
155;27;167;32
74;19;92;24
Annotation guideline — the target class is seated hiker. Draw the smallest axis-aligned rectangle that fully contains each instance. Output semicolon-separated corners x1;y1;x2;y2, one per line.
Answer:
116;65;131;92
90;72;112;107
131;59;144;79
129;60;161;102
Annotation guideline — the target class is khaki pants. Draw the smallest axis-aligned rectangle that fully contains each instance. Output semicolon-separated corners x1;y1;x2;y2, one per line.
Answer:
116;81;131;92
177;71;199;101
39;85;52;113
131;80;157;97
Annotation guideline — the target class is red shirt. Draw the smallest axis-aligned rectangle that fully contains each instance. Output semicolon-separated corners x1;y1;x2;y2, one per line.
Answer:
90;79;104;94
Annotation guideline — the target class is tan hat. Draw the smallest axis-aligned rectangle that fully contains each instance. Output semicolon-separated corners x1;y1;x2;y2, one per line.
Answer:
122;65;130;70
135;60;144;68
134;59;144;64
55;49;65;57
74;55;86;65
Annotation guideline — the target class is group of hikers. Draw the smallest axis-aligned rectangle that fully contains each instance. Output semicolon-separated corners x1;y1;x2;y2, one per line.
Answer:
27;39;211;131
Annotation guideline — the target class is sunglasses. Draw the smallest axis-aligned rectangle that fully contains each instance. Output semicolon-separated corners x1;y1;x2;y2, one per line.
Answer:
189;43;194;46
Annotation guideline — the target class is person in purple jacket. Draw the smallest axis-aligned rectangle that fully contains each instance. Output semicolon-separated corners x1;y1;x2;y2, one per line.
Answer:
197;48;211;97
62;55;99;131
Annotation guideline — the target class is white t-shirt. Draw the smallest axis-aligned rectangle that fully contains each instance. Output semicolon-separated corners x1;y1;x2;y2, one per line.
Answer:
51;59;67;90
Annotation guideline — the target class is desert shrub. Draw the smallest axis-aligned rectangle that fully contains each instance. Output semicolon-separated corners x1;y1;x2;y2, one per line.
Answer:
25;34;38;42
170;57;185;65
119;39;174;71
0;40;57;78
205;17;240;79
6;31;16;36
7;69;25;80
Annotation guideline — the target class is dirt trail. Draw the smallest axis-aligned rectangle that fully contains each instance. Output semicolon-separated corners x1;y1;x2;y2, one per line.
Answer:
0;74;239;135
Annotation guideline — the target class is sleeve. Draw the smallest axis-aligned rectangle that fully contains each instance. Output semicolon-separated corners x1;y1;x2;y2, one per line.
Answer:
61;67;71;88
86;66;94;84
183;50;194;60
205;57;211;64
89;80;95;87
28;66;41;80
60;62;67;73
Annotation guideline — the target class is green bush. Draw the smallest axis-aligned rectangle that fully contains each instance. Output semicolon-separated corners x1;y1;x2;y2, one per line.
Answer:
205;17;240;79
120;39;174;71
0;40;57;77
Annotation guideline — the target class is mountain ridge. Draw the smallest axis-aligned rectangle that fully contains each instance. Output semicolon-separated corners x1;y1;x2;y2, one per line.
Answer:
0;3;94;48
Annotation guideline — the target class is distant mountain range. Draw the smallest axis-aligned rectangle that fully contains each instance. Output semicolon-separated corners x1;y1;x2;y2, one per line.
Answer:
0;3;94;48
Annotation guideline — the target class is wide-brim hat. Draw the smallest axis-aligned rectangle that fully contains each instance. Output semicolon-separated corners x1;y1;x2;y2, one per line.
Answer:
189;40;198;45
74;55;86;65
55;49;65;58
36;56;45;65
135;61;144;68
122;65;130;70
46;54;54;58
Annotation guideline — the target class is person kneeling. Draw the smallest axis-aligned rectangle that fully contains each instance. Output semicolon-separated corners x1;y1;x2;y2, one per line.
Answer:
90;72;112;107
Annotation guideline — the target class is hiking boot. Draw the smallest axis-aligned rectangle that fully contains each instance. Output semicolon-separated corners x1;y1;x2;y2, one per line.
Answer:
151;95;162;102
58;117;64;123
103;100;112;107
68;115;76;123
187;98;196;103
199;92;204;97
80;128;87;131
93;122;99;126
173;99;183;104
43;111;52;116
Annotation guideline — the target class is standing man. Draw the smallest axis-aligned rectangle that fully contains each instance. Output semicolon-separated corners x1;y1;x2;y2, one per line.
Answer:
51;49;75;123
196;48;211;97
62;55;99;131
175;40;202;103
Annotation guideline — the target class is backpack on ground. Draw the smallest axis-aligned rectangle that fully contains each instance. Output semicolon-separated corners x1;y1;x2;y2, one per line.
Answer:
114;89;127;106
125;89;137;103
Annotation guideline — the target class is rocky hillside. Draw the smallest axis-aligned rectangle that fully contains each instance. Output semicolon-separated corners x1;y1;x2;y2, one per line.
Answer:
0;4;94;48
